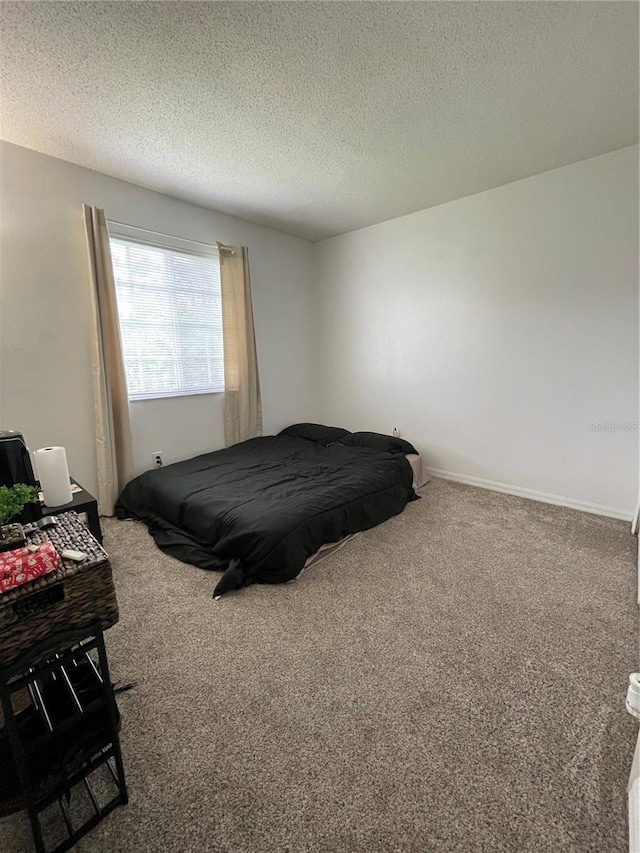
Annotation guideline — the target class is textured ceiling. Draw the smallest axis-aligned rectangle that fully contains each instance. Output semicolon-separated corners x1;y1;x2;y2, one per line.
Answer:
0;2;638;242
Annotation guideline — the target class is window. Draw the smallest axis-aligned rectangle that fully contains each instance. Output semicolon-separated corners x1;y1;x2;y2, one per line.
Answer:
109;225;223;400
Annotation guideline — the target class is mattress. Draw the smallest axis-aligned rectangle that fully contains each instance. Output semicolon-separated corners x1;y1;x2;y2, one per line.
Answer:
116;435;417;597
406;453;429;491
301;452;429;572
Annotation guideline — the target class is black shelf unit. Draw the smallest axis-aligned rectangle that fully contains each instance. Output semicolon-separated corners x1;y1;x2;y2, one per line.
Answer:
0;625;128;852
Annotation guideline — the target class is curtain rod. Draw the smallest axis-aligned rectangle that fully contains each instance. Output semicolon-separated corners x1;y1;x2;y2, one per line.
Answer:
106;219;215;250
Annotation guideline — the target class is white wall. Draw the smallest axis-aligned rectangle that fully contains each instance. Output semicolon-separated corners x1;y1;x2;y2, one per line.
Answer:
2;141;637;518
313;146;639;517
0;141;314;495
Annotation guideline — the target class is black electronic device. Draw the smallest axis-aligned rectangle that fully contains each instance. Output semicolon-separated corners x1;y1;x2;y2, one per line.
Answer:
0;431;36;488
0;431;40;523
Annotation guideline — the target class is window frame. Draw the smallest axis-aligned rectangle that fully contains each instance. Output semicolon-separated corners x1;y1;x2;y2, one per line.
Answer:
108;222;224;402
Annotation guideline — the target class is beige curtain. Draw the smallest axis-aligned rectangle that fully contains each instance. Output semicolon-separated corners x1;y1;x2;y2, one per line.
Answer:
217;243;262;446
83;205;133;515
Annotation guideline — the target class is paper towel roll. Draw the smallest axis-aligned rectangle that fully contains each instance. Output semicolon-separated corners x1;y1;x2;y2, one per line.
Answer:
35;447;72;506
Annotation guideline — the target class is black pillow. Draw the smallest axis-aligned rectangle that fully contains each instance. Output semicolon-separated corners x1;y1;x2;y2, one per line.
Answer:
278;423;352;445
340;431;418;455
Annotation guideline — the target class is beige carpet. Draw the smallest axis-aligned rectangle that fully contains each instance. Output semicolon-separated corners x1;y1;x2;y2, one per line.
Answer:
1;479;637;852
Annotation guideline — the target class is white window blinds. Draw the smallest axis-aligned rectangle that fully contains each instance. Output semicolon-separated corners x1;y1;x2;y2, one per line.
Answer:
109;229;224;400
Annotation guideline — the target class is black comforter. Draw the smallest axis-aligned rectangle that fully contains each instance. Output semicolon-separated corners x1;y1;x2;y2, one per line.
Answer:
116;435;415;596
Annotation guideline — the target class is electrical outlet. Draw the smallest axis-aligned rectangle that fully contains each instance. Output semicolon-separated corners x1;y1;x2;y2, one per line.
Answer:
392;427;401;438
152;452;163;468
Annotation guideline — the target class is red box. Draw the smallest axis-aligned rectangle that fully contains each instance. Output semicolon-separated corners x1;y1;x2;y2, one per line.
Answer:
0;542;59;594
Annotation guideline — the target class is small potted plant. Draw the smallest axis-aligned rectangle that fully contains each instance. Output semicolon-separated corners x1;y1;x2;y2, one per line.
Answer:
0;484;40;552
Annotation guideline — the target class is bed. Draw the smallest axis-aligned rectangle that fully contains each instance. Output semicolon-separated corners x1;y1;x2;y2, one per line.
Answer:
115;425;423;597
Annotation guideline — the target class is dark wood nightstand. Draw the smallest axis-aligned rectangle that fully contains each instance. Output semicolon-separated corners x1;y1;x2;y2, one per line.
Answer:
40;480;102;544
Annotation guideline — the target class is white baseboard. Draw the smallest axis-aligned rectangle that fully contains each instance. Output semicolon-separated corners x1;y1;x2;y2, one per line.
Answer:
425;466;634;522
